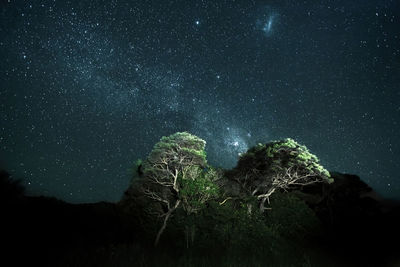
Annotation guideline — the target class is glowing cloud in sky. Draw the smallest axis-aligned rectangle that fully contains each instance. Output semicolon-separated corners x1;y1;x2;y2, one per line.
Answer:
224;127;249;157
262;15;274;34
255;6;279;37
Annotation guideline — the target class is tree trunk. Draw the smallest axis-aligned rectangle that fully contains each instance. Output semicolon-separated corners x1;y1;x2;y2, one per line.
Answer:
185;226;189;249
154;199;181;246
247;203;253;215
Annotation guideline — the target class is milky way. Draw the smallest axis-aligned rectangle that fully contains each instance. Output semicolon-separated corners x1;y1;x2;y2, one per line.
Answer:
1;0;399;202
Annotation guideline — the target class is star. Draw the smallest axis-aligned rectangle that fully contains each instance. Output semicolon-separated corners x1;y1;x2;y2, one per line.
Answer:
0;0;398;202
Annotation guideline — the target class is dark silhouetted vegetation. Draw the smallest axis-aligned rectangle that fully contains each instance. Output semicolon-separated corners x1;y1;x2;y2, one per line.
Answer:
2;132;400;266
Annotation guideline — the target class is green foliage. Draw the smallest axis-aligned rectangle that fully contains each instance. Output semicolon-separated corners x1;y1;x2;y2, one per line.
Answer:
238;138;332;184
135;158;143;167
179;199;280;256
180;167;220;213
127;158;143;181
160;193;321;263
123;132;333;262
154;132;206;155
125;132;220;245
145;132;207;172
265;192;322;241
266;138;331;180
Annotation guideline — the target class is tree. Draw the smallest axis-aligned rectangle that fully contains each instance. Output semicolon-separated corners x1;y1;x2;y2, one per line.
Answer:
133;132;219;246
231;138;333;213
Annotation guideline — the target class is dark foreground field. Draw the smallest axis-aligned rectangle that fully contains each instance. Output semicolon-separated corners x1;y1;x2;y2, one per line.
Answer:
2;170;400;267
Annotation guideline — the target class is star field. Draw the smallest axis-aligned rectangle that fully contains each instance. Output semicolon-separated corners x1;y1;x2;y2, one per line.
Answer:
1;0;399;202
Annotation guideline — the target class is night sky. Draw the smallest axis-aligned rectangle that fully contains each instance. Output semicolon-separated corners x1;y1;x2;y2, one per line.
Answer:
1;0;399;203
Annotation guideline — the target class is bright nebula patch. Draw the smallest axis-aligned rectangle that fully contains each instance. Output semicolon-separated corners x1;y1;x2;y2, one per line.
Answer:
255;6;279;37
224;129;249;157
262;15;274;34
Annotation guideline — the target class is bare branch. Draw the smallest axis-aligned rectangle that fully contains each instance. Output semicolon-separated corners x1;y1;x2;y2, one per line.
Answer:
154;199;181;246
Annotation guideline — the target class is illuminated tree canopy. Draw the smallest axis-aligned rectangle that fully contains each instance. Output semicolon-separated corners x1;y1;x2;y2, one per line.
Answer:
122;133;332;245
228;138;332;213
